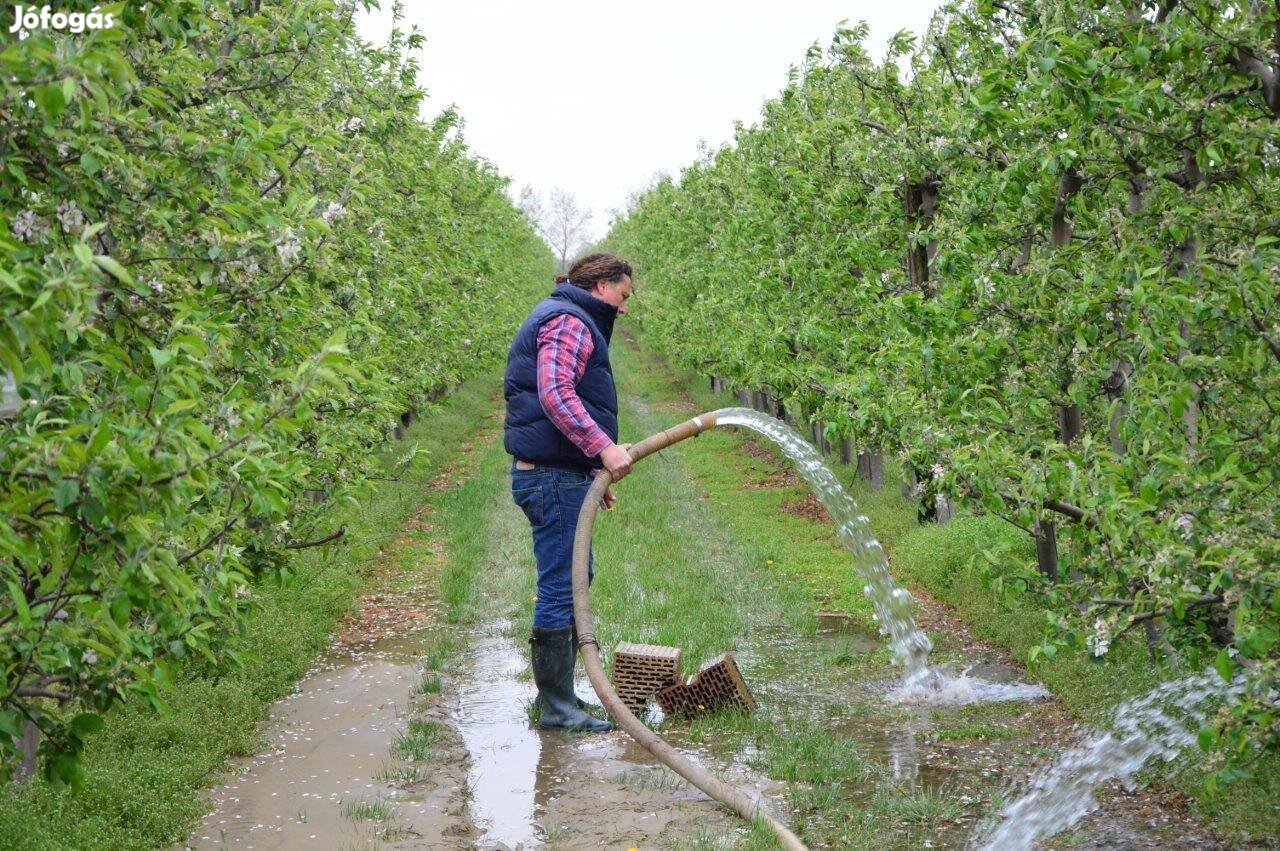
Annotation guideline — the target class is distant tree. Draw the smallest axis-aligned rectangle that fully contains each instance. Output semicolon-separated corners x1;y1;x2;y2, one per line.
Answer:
518;186;594;273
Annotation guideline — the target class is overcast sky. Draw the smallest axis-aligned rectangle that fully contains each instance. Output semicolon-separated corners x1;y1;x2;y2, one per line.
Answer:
356;2;943;241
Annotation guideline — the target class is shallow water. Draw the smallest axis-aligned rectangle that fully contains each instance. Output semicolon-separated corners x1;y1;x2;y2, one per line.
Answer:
452;624;540;846
450;619;774;848
183;635;443;849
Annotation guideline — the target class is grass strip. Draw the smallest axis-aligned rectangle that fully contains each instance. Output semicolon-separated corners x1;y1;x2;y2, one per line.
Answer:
634;334;1278;843
0;377;504;850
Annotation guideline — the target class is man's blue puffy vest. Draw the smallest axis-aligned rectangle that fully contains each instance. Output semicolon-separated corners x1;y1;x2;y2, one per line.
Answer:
503;284;619;469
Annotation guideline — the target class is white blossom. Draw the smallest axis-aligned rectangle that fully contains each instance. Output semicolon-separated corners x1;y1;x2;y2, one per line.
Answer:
82;649;98;665
1174;513;1194;539
338;116;364;133
11;209;46;241
930;462;945;479
147;277;164;295
56;142;69;158
235;585;252;599
321;201;346;224
1161;81;1174;96
1088;618;1111;657
56;200;84;232
275;227;302;265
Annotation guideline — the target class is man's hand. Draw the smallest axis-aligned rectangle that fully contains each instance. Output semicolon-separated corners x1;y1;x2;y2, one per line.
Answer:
600;442;633;482
602;485;618;510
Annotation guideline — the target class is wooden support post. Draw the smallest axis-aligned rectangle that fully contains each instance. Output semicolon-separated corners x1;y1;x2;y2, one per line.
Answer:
868;452;884;490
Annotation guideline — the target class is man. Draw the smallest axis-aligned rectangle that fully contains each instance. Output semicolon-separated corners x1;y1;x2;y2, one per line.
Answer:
503;252;635;733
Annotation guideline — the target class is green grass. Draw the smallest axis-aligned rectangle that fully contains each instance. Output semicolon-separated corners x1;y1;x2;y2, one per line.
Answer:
342;795;395;823
391;718;443;762
474;338;1002;847
0;375;504;850
638;334;1280;844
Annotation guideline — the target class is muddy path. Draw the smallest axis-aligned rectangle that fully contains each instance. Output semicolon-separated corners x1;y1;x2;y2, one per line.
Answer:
184;337;1238;851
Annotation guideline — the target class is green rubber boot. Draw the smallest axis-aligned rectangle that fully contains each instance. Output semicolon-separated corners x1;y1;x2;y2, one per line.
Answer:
530;626;614;732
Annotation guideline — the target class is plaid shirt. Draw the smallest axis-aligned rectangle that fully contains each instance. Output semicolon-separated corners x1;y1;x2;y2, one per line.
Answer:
535;314;613;458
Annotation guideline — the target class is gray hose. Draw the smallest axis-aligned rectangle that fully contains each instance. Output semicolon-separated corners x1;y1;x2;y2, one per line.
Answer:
570;410;808;851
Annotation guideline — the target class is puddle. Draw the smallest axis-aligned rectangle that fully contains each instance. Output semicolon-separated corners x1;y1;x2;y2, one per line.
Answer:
452;623;540;847
452;619;776;848
182;633;471;849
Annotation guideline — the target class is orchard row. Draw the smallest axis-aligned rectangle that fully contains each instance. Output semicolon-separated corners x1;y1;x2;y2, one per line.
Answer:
0;1;550;781
609;1;1279;773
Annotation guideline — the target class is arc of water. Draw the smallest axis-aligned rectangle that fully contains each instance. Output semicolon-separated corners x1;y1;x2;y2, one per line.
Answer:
975;670;1245;849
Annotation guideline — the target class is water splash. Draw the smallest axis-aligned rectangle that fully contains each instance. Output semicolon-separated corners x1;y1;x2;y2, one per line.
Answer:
973;669;1244;850
716;408;1045;706
888;664;1049;707
717;408;932;678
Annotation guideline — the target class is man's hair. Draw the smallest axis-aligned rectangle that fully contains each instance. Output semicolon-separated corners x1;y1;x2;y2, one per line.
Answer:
556;252;633;289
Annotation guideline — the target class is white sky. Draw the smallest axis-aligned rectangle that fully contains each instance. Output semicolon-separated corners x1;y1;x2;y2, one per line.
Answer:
356;2;943;240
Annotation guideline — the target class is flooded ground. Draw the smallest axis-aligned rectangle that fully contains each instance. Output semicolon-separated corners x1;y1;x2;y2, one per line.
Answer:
183;353;1242;850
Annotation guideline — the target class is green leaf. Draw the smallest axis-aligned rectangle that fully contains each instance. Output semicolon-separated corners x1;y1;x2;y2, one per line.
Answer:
53;479;79;510
1214;648;1234;681
92;255;134;285
1197;725;1218;751
72;242;94;268
71;713;103;737
149;347;173;369
87;419;111;457
32;83;66;119
6;581;31;626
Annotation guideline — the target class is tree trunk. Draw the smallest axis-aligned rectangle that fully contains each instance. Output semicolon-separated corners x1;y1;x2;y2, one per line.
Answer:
900;466;916;500
1058;403;1082;444
935;493;955;524
839;438;852;465
17;720;39;780
1041;170;1085;580
1105;360;1132;455
856;451;872;481
904;174;940;298
1035;519;1059;581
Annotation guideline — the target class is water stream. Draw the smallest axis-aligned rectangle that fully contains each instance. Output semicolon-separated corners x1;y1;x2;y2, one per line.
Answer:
715;408;1047;706
974;669;1244;849
712;408;1240;849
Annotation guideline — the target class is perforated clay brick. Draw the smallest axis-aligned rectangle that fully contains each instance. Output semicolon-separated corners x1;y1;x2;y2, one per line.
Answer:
611;642;682;714
655;652;756;718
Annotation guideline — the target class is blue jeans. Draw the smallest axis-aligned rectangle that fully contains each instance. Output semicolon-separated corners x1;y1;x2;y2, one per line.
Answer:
510;461;595;629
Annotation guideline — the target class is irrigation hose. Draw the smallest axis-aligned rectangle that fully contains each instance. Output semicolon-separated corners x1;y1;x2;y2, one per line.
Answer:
570;410;809;851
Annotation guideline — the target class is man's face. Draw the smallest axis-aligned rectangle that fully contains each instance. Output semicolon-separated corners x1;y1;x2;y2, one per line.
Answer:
591;275;634;315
